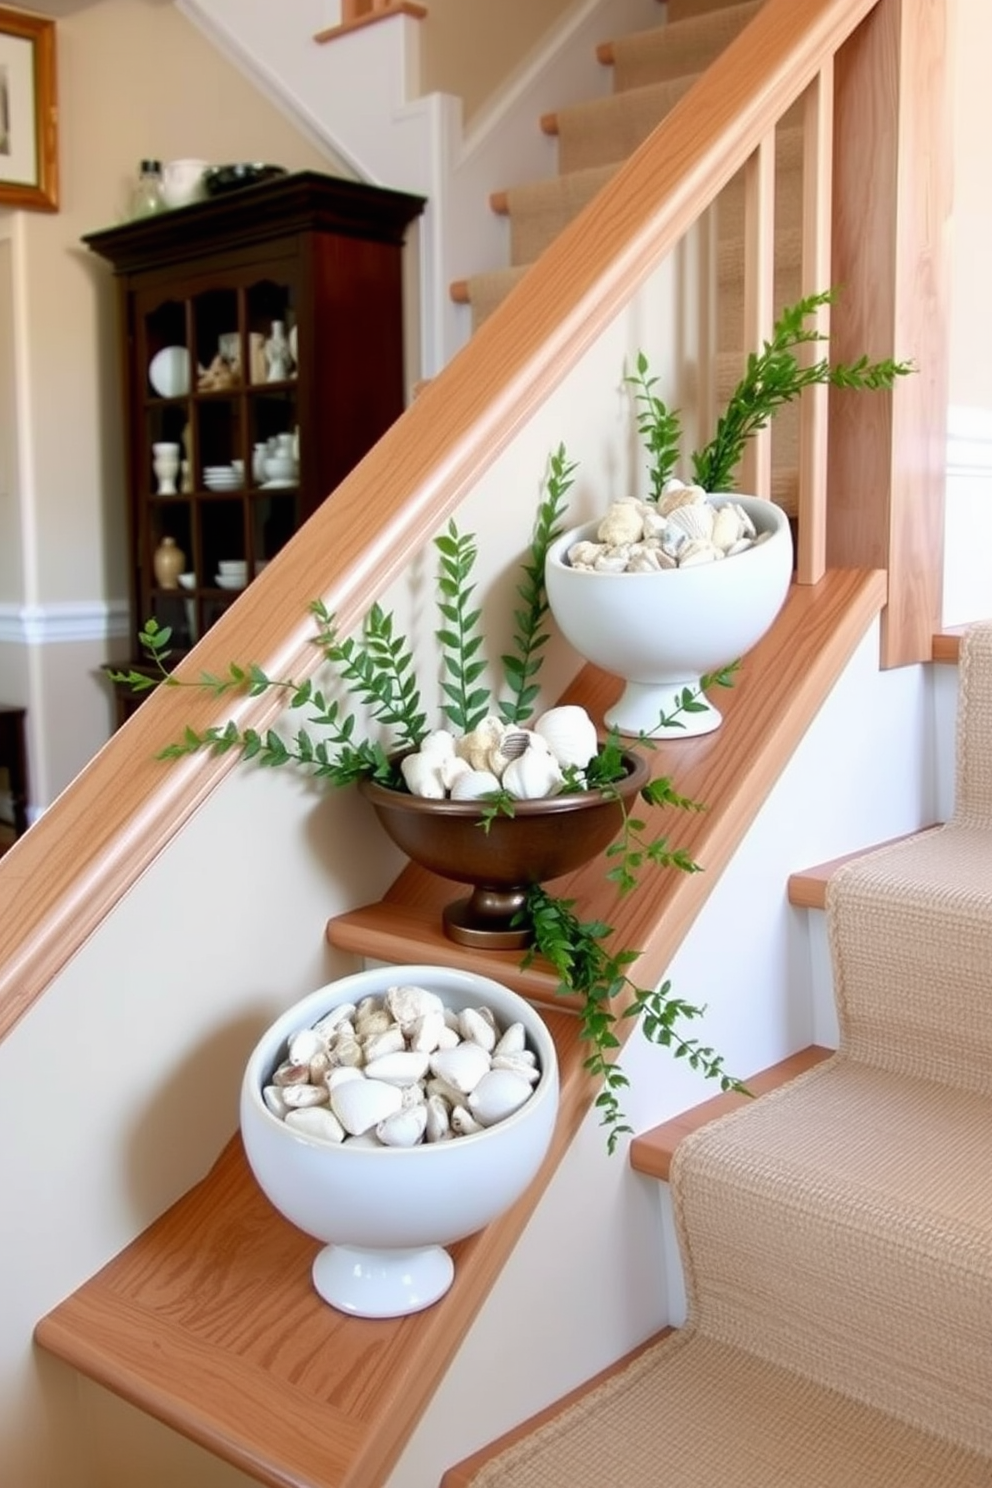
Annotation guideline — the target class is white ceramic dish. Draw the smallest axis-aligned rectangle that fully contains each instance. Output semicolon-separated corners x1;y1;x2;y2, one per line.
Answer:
177;572;197;591
204;475;242;492
240;963;558;1317
215;574;246;591
148;346;190;399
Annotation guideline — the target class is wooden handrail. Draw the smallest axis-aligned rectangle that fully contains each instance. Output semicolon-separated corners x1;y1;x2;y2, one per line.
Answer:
0;0;947;1047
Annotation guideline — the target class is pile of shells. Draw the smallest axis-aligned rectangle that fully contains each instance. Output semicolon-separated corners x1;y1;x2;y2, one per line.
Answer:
399;703;599;802
566;482;770;574
262;982;541;1148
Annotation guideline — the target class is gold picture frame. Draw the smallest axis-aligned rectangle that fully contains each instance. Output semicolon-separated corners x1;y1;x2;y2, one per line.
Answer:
0;7;57;212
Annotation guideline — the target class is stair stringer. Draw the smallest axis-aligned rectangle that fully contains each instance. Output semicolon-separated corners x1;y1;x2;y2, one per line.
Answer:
176;0;664;377
382;616;939;1488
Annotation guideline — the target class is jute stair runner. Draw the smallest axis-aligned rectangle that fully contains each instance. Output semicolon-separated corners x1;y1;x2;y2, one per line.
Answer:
446;622;992;1485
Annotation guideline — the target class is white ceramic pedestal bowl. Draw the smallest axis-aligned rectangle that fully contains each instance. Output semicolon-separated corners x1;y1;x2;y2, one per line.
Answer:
240;964;559;1319
545;494;793;738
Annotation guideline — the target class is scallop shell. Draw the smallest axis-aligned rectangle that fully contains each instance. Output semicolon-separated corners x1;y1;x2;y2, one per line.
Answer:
329;1076;403;1136
533;705;598;770
666;503;716;542
430;1041;491;1095
467;1069;534;1126
659;482;708;515
449;767;502;801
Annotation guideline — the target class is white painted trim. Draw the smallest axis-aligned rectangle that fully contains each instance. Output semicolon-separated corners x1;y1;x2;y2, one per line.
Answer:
0;600;131;646
947;404;992;477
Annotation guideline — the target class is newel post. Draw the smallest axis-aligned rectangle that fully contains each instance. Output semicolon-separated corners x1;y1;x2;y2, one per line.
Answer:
827;0;953;667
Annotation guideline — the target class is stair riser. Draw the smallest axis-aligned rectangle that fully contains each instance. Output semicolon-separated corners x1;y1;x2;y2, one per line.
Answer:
554;75;698;174
609;1;763;91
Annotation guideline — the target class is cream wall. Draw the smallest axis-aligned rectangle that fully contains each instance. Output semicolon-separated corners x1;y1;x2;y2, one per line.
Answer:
420;0;576;123
0;0;348;806
947;0;992;411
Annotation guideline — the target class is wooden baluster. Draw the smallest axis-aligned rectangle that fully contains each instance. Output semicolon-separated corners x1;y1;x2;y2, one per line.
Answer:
739;133;776;499
796;60;834;584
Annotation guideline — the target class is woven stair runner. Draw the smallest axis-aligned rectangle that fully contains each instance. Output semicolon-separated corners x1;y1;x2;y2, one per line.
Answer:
454;625;992;1486
460;0;803;511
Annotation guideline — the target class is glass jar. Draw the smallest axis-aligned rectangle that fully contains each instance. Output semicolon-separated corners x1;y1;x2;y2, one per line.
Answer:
130;159;165;220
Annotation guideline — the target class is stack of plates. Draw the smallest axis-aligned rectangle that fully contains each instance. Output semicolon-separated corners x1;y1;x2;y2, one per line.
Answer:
203;464;243;492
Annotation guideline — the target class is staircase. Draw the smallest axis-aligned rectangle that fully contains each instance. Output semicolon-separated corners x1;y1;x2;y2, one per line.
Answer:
452;0;808;512
443;622;992;1485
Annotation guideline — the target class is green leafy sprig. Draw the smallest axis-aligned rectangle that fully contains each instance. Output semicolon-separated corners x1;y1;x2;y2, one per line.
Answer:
435;524;489;735
625;351;682;500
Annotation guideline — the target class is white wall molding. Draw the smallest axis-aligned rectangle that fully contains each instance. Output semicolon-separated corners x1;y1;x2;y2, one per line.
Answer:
947;403;992;478
0;600;131;646
943;404;992;629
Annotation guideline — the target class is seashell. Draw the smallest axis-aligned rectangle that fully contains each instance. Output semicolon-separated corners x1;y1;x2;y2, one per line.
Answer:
353;1007;393;1038
425;1093;451;1142
426;1074;468;1108
491;1054;541;1084
386;984;445;1028
312;1003;357;1040
711;505;745;552
487;728;534;779
343;1131;385;1148
455;715;507;771
329;1036;364;1068
329;1076;403;1136
659;525;687;560
567;540;605;570
262;1085;290;1119
439;754;471;791
640;506;669;539
493;1021;527;1056
418;729;458;759
458;1006;497;1052
307;1050;331;1082
593;546;634;574
362;1025;406;1062
430;1041;491;1095
376;1104;428;1148
400;1082;426;1108
436;1023;462;1050
726;537;754;557
364;1050;431;1087
597;501;644;546
627;548;664;573
284;1106;346;1144
659;482;707;515
679;539;723;567
272;1058;311;1087
467;1069;534;1126
502;743;563;800
281;1082;330;1109
451;1104;484;1136
449;768;502;801
400;752;446;798
408;1009;446;1053
731;502;757;539
666;503;716;542
534;705;599;770
287;1027;325;1065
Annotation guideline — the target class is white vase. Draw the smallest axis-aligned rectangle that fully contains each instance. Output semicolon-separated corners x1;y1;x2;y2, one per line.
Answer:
152;442;180;496
264;320;292;383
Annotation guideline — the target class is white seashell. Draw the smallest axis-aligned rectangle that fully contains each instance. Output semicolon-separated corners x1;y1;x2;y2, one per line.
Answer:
364;1050;431;1087
400;752;446;798
627;548;664;573
354;1007;393;1038
666;503;716;542
502;744;563;800
436;1023;462;1050
467;1069;534;1126
731;502;757;539
418;729;458;759
711;505;744;552
284;1106;346;1144
430;1041;491;1095
287;1027;325;1065
329;1076;403;1136
272;1059;311;1087
426;1075;468;1107
491;1054;541;1084
597;501;644;546
593;546;633;574
307;1050;331;1082
425;1093;451;1142
408;1009;446;1053
362;1025;406;1062
567;540;605;570
727;537;754;557
679;539;723;567
281;1082;330;1109
376;1104;428;1148
400;1083;426;1108
312;1003;357;1040
659;482;707;515
343;1131;384;1148
329;1036;364;1068
458;1006;497;1052
640;506;669;539
533;705;599;770
493;1021;527;1056
487;728;534;779
326;1065;365;1091
455;715;507;771
449;768;502;801
451;1104;484;1136
386;984;445;1028
262;1085;290;1119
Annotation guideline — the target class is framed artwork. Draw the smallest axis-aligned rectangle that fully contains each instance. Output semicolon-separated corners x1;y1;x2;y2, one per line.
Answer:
0;7;57;212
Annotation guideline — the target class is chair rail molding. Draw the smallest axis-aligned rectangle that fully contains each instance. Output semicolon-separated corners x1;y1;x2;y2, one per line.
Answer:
0;600;131;646
175;0;663;373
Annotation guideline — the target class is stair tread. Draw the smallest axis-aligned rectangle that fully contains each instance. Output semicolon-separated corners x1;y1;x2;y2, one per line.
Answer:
549;74;699;174
605;0;763;92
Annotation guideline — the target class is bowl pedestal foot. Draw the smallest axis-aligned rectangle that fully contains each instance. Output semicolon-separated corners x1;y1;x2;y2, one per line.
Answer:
442;886;533;950
312;1242;454;1318
605;677;723;738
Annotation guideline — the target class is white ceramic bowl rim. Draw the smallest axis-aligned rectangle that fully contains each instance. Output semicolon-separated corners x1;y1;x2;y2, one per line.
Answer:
243;965;557;1158
548;493;789;577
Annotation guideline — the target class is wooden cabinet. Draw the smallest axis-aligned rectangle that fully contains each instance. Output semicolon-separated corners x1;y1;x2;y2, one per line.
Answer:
85;169;425;722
